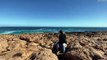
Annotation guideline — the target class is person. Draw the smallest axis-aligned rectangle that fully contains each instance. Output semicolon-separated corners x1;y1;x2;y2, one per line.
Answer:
52;30;67;54
58;30;67;53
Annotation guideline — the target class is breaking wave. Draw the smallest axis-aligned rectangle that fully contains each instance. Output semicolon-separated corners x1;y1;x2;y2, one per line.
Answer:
1;31;15;34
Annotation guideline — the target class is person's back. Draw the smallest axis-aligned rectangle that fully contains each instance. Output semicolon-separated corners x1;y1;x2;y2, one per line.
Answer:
58;30;67;53
52;30;67;54
59;32;67;44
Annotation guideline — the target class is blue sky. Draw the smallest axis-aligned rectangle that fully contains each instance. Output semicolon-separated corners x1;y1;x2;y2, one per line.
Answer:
0;0;107;27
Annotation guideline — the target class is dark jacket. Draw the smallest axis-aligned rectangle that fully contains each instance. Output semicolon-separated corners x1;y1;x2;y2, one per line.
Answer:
59;33;67;44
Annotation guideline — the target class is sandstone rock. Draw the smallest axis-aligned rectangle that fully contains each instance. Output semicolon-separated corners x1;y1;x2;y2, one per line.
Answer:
30;48;58;60
22;50;35;60
89;47;104;59
0;56;5;60
64;52;83;60
73;42;82;49
0;50;24;60
19;35;31;42
0;32;107;60
64;48;92;60
7;40;27;51
0;39;8;53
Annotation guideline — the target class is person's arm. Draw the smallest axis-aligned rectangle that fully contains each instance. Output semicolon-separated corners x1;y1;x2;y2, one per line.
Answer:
59;34;61;43
64;34;67;43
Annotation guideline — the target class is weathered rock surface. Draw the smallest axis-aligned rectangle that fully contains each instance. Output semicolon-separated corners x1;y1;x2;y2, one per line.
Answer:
0;39;8;53
31;48;58;60
0;32;107;60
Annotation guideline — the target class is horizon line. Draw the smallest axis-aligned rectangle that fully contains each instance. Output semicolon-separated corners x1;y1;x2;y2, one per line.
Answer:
1;26;107;28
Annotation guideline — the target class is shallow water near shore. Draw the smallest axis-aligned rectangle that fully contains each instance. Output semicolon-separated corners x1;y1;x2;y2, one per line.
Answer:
1;27;107;34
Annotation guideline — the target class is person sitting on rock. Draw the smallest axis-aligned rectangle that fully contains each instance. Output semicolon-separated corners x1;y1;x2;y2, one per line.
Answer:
58;30;67;53
52;30;67;54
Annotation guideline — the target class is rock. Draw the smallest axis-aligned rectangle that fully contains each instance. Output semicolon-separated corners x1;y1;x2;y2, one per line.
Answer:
28;42;39;46
0;39;8;53
0;50;24;60
0;56;5;60
0;32;107;60
73;42;82;49
30;48;58;60
19;35;31;42
7;40;27;51
89;47;104;59
22;50;35;60
64;52;83;60
64;48;92;60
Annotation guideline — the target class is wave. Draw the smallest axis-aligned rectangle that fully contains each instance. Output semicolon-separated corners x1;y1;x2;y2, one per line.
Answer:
0;30;45;34
1;31;15;34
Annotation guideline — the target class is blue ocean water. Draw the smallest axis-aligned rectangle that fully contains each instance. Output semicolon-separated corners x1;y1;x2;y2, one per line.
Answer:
0;27;107;34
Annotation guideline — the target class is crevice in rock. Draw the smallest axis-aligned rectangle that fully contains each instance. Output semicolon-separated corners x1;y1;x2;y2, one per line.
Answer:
57;54;65;60
13;53;22;57
29;53;36;60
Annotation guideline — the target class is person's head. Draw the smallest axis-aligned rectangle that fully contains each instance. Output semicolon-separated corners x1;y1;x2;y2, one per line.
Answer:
59;30;63;34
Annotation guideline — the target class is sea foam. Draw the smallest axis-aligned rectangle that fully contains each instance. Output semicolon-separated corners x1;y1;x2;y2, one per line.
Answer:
1;31;15;34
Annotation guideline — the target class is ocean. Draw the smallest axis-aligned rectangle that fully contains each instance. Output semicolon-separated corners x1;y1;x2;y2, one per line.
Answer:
0;27;107;34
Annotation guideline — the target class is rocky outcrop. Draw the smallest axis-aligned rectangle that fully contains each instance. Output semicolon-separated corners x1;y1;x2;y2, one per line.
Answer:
0;32;107;60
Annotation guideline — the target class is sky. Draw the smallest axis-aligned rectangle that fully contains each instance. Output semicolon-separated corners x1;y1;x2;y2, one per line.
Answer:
0;0;107;27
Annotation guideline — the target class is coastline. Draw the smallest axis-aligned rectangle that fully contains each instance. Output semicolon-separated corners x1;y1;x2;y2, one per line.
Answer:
0;32;107;60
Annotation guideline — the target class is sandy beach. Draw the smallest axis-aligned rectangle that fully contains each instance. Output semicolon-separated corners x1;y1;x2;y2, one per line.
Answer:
0;32;107;60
